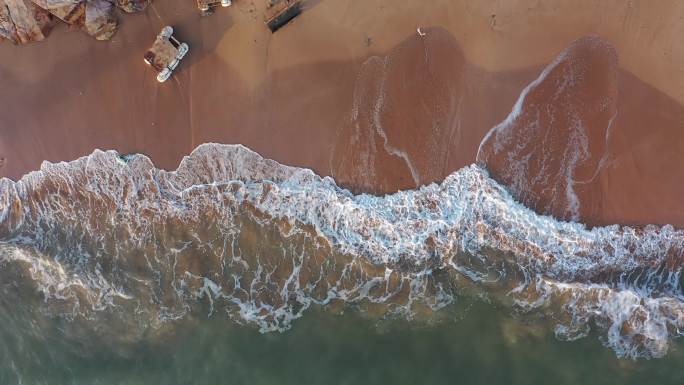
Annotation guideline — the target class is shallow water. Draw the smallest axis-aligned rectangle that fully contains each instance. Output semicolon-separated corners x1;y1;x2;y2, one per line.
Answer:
3;303;684;385
3;143;684;383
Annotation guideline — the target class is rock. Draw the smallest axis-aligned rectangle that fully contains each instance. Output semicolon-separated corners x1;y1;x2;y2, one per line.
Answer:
84;0;117;40
1;0;148;43
115;0;150;13
31;0;85;25
0;0;53;44
31;0;118;40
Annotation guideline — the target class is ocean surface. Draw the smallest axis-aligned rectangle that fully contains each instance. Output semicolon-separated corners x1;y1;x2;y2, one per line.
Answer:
2;143;684;384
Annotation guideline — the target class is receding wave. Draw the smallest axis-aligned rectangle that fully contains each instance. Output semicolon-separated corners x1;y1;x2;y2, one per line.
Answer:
1;143;683;359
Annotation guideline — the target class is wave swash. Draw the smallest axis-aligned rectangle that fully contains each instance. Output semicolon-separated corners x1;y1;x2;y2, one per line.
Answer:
1;144;684;359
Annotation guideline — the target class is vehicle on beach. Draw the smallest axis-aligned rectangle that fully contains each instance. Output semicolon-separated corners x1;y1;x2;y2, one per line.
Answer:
196;0;232;16
264;0;302;32
143;26;189;83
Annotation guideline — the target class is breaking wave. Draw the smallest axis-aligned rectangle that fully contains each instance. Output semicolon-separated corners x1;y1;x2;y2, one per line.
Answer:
1;143;683;359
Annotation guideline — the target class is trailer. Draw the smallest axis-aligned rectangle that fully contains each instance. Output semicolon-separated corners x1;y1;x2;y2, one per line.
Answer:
143;26;189;83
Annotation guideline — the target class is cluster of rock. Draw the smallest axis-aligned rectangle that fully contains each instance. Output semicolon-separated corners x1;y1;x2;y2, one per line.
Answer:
0;0;150;44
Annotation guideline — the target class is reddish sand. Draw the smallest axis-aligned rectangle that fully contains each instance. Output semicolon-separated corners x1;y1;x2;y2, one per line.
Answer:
1;0;684;227
331;27;532;193
0;0;534;189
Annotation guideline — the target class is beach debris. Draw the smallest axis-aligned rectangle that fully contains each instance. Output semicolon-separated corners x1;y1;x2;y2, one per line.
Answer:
417;27;425;36
0;0;53;44
143;26;189;83
264;0;301;32
196;0;231;16
116;0;151;13
0;0;152;44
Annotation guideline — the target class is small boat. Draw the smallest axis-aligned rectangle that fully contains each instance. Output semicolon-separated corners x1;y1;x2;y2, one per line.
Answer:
264;0;302;32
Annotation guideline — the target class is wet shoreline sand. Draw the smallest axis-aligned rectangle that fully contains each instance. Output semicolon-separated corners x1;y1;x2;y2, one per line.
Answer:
2;0;684;228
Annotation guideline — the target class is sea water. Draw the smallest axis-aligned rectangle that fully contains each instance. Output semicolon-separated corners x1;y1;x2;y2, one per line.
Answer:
2;144;684;383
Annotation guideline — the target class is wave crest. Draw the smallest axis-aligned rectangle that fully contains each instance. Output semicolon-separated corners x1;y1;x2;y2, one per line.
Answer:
1;143;683;358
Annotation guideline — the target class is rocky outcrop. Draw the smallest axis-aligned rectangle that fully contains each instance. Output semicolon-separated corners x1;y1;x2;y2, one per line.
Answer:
0;0;53;44
84;0;116;40
115;0;150;13
31;0;85;24
1;0;149;44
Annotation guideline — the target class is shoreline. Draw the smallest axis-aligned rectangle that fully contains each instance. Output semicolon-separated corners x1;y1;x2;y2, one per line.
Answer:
2;0;684;228
3;141;684;359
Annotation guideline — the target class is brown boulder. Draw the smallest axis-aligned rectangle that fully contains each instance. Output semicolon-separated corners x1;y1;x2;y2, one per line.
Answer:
115;0;150;13
31;0;86;25
1;0;150;44
0;0;52;44
83;0;117;40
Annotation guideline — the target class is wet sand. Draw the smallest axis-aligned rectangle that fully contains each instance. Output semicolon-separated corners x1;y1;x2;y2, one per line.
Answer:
478;36;684;228
1;0;684;227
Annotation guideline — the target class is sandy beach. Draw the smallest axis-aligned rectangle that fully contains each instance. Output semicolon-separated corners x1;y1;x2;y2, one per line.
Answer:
2;0;684;227
5;2;684;376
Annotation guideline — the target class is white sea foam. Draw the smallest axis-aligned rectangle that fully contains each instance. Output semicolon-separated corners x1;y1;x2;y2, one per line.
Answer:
0;143;683;358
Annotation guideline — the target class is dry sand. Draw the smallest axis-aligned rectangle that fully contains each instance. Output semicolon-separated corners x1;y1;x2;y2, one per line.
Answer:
1;0;684;227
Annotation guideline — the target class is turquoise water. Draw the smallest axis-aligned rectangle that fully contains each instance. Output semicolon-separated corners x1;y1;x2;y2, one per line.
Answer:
4;302;684;385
